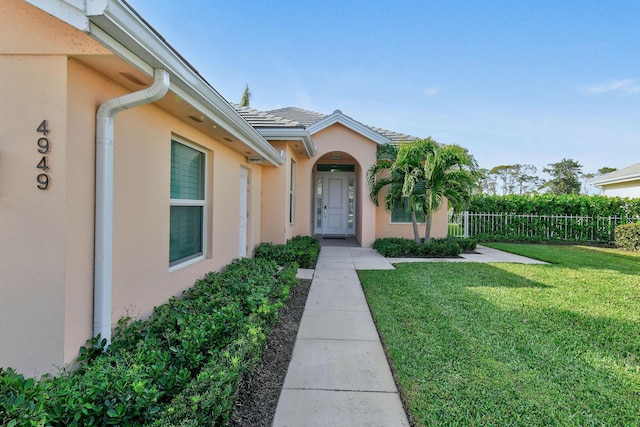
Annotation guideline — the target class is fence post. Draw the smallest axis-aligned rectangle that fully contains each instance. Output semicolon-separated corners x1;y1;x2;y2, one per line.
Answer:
463;211;469;238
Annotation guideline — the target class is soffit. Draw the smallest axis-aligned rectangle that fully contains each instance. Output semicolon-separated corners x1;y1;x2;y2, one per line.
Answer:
73;55;273;161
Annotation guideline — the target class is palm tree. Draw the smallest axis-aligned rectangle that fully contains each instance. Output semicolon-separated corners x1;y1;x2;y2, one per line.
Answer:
367;138;477;243
368;143;420;242
240;83;251;107
417;143;477;242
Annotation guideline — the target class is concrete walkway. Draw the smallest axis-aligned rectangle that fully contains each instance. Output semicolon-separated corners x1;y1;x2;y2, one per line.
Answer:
273;244;545;426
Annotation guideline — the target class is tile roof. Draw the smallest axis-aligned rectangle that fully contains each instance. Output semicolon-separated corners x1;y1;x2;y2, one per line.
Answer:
232;104;305;128
267;107;326;127
233;105;418;143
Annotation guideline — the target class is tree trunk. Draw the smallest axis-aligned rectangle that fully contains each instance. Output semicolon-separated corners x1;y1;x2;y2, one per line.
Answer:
410;209;420;243
424;213;433;244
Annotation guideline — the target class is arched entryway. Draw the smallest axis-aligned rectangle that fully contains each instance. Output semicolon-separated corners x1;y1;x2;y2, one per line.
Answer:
312;151;361;240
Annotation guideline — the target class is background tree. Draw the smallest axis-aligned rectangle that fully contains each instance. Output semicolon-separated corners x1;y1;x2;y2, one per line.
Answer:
512;164;543;195
598;167;617;175
240;83;251;107
582;167;617;194
488;164;541;195
542;158;582;195
489;165;516;195
581;172;596;194
475;168;497;195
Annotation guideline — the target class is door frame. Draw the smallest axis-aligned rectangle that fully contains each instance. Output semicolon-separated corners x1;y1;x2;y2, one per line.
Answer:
314;170;356;236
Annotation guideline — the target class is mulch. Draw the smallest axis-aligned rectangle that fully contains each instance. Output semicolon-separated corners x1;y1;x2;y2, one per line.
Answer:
229;279;312;427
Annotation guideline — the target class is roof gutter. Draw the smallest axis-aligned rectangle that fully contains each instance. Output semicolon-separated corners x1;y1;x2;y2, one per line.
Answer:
590;173;640;187
94;68;170;345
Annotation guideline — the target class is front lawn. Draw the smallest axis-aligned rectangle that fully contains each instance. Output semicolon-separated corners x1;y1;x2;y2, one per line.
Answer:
359;244;640;426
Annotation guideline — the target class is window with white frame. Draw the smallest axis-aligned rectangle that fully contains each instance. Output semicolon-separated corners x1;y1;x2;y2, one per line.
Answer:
289;160;296;224
170;140;206;267
390;197;425;223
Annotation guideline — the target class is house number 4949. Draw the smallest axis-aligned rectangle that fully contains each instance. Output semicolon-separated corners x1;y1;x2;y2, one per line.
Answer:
36;120;51;190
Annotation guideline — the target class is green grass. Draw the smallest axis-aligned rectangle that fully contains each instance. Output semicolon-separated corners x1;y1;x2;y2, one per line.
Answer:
359;244;640;426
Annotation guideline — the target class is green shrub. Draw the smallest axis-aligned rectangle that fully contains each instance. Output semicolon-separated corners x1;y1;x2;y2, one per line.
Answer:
450;237;477;252
0;258;299;426
254;235;320;268
372;238;463;258
0;368;48;427
615;222;640;251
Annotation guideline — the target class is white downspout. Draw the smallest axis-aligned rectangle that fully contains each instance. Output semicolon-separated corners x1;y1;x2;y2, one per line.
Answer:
94;68;170;345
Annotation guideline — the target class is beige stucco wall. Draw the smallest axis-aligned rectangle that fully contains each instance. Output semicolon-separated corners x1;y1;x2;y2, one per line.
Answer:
374;197;449;241
1;1;265;376
111;105;264;323
601;180;640;198
261;141;288;244
0;54;69;377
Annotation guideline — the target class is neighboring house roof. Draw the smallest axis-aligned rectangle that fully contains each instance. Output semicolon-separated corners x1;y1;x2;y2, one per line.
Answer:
590;162;640;187
234;105;418;148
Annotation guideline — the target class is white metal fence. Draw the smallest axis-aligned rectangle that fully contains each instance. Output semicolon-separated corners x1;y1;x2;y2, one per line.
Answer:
448;212;640;243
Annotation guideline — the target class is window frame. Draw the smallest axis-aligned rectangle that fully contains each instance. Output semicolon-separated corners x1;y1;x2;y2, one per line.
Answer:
390;196;426;224
169;138;207;271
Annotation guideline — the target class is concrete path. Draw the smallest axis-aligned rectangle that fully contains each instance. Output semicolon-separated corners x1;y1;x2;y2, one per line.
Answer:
274;244;545;426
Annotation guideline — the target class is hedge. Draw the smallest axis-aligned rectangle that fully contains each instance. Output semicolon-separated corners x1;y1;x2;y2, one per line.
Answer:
372;237;477;258
1;257;299;426
253;235;320;268
615;222;640;251
468;194;640;217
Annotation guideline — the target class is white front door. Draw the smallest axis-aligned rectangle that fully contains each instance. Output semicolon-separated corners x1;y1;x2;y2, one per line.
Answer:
239;167;249;257
322;174;349;235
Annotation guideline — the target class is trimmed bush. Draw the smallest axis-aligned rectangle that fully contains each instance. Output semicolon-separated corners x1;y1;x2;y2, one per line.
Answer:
253;235;320;268
372;237;466;258
615;222;640;251
0;257;299;426
0;368;48;427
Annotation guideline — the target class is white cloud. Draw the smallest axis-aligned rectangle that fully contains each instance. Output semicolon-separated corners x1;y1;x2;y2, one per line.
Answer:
582;78;640;94
423;87;441;97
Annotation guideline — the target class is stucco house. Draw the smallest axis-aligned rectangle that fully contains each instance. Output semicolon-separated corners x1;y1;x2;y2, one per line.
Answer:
0;0;448;377
590;163;640;197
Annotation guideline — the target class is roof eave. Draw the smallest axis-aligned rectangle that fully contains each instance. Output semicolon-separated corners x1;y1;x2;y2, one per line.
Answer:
307;112;390;145
28;0;284;166
590;173;640;187
256;128;316;158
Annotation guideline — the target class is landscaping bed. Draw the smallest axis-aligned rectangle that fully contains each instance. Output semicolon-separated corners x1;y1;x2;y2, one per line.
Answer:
230;279;310;426
1;236;320;427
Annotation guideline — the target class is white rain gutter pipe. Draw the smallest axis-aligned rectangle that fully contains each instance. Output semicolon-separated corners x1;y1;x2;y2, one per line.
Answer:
94;68;170;345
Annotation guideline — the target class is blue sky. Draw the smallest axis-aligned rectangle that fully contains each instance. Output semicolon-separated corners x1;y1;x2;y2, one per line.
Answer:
126;0;639;180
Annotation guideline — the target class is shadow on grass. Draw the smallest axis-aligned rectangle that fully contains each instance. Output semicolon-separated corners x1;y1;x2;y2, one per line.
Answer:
484;243;640;276
359;262;640;425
